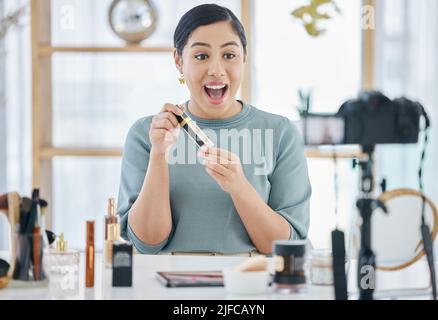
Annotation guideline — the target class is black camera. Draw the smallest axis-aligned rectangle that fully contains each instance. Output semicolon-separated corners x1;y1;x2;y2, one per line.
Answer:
300;91;429;147
301;91;434;301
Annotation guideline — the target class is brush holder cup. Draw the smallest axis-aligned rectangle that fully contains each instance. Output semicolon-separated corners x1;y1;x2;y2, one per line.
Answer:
10;232;48;288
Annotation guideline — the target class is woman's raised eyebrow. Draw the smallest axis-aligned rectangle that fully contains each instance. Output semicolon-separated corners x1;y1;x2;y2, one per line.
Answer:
220;41;239;48
191;42;211;48
190;41;239;48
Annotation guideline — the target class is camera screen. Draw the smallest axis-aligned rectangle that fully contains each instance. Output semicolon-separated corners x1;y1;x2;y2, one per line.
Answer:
300;115;345;146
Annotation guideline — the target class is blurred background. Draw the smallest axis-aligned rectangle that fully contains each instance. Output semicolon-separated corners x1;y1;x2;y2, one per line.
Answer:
0;0;437;255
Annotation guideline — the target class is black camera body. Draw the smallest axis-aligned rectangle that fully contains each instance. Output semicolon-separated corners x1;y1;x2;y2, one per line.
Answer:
300;91;427;147
337;91;423;146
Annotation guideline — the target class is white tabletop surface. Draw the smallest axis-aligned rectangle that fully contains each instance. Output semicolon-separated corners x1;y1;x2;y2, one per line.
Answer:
0;252;435;300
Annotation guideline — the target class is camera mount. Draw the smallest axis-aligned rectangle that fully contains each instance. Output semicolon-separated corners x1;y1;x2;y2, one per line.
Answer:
353;146;388;300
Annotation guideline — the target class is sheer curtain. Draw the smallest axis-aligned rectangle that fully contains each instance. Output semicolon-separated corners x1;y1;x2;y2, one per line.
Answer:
374;0;438;254
0;0;31;250
0;0;6;250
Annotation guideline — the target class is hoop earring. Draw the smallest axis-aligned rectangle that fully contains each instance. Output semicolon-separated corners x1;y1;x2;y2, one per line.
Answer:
178;74;185;85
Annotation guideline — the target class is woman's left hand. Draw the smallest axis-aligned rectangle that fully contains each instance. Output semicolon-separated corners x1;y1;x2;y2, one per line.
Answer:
199;147;249;196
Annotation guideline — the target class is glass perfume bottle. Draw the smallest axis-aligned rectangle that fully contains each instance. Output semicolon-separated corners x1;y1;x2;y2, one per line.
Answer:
309;249;334;285
43;233;80;298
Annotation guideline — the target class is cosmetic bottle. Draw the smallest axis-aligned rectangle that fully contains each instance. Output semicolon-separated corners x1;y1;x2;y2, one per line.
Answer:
44;233;80;275
112;241;133;287
104;198;120;268
43;233;80;297
104;198;118;241
85;220;95;288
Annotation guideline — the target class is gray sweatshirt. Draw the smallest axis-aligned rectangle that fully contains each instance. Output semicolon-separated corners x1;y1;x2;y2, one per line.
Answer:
117;101;311;254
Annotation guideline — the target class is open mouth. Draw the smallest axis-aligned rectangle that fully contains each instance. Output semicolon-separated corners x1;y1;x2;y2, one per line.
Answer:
203;84;228;104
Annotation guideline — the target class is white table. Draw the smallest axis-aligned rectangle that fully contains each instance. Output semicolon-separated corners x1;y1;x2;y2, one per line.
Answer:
0;252;435;300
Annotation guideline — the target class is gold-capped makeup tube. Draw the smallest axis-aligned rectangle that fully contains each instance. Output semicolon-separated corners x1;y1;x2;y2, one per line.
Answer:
175;111;214;149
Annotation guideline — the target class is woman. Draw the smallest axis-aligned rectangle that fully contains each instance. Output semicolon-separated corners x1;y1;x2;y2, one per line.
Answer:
117;4;311;255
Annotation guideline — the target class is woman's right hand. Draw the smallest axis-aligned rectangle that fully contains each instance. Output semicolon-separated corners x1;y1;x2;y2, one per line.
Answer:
149;103;184;156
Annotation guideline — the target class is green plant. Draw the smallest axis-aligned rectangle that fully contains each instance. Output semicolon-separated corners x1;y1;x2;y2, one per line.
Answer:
291;0;341;37
297;88;313;116
0;4;28;40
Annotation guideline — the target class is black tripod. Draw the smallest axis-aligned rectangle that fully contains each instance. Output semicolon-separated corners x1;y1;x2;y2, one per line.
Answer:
353;146;388;300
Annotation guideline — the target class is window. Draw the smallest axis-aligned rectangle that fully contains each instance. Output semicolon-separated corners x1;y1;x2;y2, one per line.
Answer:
375;0;438;194
253;0;362;118
253;0;363;249
374;0;438;258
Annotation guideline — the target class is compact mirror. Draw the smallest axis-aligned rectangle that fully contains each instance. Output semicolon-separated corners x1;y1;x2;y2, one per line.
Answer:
372;188;438;271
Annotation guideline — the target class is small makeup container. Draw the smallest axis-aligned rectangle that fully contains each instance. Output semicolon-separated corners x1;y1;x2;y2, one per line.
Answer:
112;241;133;287
272;240;309;294
309;249;334;286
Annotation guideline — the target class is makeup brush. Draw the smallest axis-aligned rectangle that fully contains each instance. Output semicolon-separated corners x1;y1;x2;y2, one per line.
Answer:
19;197;32;234
24;190;39;234
15;190;40;281
32;226;41;280
45;230;56;245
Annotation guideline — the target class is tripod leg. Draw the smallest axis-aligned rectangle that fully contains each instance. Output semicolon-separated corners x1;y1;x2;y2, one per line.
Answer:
332;229;348;300
357;198;376;300
358;249;375;300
